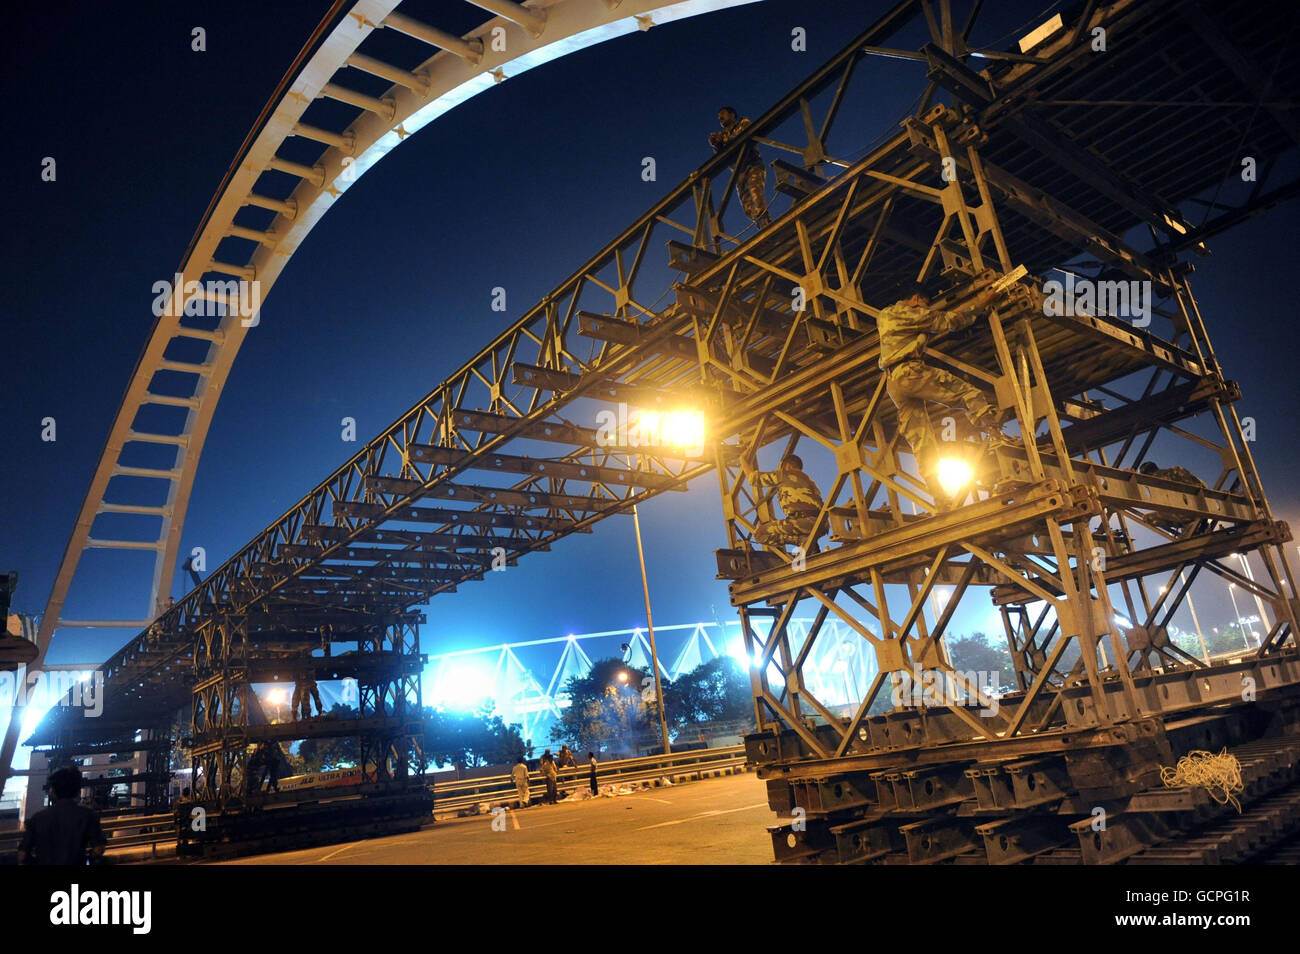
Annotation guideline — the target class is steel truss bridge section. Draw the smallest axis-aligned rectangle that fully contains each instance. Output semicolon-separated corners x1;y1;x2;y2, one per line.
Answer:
185;612;425;808
20;0;1300;865
4;0;762;790
702;0;1300;863
27;0;937;761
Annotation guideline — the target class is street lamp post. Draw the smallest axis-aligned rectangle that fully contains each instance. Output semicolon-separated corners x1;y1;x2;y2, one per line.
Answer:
1236;553;1271;644
1227;582;1250;649
632;503;671;755
1180;571;1210;664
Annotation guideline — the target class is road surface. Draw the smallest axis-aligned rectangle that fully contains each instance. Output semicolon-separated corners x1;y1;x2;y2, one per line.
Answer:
218;770;774;865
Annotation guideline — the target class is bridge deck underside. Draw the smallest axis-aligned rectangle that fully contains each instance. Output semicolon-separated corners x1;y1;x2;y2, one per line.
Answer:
30;0;1300;773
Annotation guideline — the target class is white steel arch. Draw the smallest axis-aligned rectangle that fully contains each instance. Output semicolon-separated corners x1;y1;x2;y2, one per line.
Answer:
4;0;763;793
33;0;762;658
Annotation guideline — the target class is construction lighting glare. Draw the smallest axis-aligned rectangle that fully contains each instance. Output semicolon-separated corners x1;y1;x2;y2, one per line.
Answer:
267;688;288;706
617;671;629;683
936;457;975;498
434;665;494;711
639;408;706;452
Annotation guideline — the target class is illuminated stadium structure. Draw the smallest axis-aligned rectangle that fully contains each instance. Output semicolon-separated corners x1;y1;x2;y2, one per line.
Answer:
423;617;878;742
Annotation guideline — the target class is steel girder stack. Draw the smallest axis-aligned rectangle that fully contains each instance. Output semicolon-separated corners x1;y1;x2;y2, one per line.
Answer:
178;609;427;855
703;1;1300;864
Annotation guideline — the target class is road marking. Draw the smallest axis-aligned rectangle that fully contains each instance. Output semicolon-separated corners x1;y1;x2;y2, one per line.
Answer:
314;840;361;863
634;803;768;831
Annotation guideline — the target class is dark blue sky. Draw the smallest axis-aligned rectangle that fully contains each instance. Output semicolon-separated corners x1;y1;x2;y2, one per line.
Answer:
4;0;1298;667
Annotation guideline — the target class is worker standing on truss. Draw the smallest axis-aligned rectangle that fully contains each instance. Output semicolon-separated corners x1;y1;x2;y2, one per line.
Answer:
750;454;825;551
709;106;771;228
878;282;1009;493
292;652;323;720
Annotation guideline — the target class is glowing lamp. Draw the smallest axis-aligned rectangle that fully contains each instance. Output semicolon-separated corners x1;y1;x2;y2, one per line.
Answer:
936;456;975;498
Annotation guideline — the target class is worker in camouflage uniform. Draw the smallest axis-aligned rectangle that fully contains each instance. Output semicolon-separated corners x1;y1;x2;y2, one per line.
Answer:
292;652;323;720
1138;461;1206;489
751;454;824;549
1139;461;1207;532
709;106;771;228
878;282;1006;490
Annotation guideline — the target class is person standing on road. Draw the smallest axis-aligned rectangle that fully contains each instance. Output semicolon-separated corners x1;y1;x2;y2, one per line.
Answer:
510;757;530;808
18;766;107;865
557;744;576;786
540;750;559;804
587;751;599;796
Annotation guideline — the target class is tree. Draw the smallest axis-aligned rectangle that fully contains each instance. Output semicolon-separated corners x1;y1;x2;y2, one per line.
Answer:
865;632;1015;716
422;702;527;769
944;632;1016;687
1173;622;1256;659
549;657;651;757
663;656;751;730
296;703;361;771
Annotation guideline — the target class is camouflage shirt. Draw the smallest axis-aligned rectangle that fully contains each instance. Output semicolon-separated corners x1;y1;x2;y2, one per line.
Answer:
876;300;982;369
710;117;760;170
755;467;824;517
1148;465;1206;489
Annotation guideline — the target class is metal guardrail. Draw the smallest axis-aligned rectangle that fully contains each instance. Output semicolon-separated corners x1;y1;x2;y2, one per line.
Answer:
0;809;175;860
0;745;750;860
430;745;748;815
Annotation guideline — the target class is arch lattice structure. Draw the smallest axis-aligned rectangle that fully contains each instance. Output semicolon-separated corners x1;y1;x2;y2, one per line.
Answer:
2;0;760;787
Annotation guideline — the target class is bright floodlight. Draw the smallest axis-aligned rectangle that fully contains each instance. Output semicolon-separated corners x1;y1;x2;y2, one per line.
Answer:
936;456;975;498
617;670;630;683
267;688;288;706
434;664;494;711
661;409;705;450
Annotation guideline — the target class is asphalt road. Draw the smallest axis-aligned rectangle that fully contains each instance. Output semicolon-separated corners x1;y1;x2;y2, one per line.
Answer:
218;771;775;865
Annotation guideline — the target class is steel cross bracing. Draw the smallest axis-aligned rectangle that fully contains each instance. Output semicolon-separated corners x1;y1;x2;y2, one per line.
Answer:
26;0;929;753
699;0;1300;863
20;0;1300;862
3;0;765;788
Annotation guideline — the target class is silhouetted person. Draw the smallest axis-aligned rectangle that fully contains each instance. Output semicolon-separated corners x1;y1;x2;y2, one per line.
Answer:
263;742;284;793
19;766;106;866
247;744;266;795
588;752;599;796
709;106;770;227
540;750;559;804
293;654;323;720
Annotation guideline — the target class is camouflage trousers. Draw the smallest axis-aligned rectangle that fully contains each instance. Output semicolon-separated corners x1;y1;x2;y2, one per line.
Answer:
738;164;769;225
293;682;323;719
755;514;817;548
886;360;998;477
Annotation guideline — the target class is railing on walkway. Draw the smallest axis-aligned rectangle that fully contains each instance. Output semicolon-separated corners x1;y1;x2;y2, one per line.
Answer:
0;745;750;860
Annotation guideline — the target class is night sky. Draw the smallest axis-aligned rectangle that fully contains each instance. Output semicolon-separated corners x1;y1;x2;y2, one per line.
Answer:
3;0;1298;676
